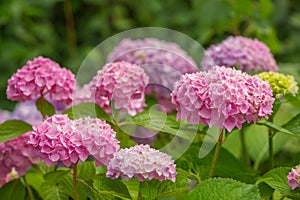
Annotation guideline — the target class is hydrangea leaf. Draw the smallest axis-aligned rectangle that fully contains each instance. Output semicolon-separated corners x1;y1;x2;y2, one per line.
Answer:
63;102;111;122
77;161;96;180
59;174;88;200
36;97;55;118
43;170;70;186
93;174;131;200
188;178;260;200
257;167;300;199
0;119;32;142
122;178;140;200
282;113;300;136
139;168;189;199
40;182;69;200
0;179;25;200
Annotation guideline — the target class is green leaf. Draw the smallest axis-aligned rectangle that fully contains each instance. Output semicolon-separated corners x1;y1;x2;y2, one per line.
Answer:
77;161;96;180
122;178;140;200
139;168;189;199
40;182;69;200
258;121;299;138
0;120;33;142
131;110;193;140
257;167;300;199
0;179;25;200
93;174;131;199
78;179;113;200
36;97;55;117
59;174;88;200
43;170;70;186
63;102;111;122
188;178;260;200
282;113;300;136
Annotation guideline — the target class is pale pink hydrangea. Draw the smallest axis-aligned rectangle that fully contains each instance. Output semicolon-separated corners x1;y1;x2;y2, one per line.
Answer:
287;164;300;190
28;114;89;167
11;101;42;125
90;62;149;116
7;56;75;105
106;144;176;182
0;133;38;178
201;36;278;73
0;110;11;123
72;83;93;106
171;66;274;132
0;168;19;188
73;117;120;166
108;38;198;113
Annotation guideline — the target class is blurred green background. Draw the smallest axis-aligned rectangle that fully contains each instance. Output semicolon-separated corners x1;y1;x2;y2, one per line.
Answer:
1;0;300;110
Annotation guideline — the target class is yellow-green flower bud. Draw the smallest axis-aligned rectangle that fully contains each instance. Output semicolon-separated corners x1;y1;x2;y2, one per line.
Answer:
257;72;298;101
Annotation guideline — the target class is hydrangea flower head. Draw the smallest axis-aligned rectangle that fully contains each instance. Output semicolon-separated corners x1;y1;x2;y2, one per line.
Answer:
171;66;274;132
0;133;37;179
7;56;75;105
257;72;298;101
90;62;149;116
73;83;93;106
108;38;198;112
28;114;89;167
106;144;176;182
0;110;11;123
11;101;42;125
201;36;278;73
73;117;120;166
287;164;300;190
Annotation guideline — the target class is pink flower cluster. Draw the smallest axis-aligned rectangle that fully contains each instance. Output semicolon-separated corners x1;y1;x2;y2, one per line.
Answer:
73;83;93;106
7;56;75;105
106;144;176;182
171;66;274;132
28;115;119;167
28;114;89;167
73;117;120;166
201;36;278;73
0;133;38;179
90;62;149;116
108;38;198;112
288;164;300;190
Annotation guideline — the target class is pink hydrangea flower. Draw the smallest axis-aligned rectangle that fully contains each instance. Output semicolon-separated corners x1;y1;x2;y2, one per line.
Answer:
0;133;38;179
7;56;75;105
28;114;89;167
73;117;120;166
201;36;278;73
72;83;93;106
90;62;149;116
171;66;274;132
106;144;176;182
108;38;198;113
0;110;11;123
11;101;42;125
288;164;300;190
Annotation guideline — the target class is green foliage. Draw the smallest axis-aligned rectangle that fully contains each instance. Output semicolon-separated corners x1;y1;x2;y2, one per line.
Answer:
0;179;26;200
188;177;260;200
36;97;55;118
0;119;32;142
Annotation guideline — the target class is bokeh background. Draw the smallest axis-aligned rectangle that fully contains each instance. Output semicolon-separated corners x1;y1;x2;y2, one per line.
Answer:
1;0;300;110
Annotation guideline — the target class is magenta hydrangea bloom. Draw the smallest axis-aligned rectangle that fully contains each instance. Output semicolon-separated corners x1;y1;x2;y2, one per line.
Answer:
287;164;300;190
73;117;120;166
201;36;278;73
90;62;149;116
28;114;89;167
106;144;176;182
108;38;198;113
7;56;76;105
0;133;38;179
171;66;274;132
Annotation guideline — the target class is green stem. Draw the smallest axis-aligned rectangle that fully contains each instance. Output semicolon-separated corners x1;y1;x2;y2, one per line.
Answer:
208;128;224;178
240;127;250;167
23;176;35;200
138;191;142;200
40;95;46;120
64;0;77;57
73;162;78;200
268;128;274;169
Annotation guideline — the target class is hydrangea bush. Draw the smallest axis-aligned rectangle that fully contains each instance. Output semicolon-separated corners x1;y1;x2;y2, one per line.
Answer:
0;35;300;200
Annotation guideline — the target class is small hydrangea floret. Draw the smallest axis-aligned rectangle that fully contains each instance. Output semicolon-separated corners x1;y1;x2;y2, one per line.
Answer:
90;62;149;116
287;164;300;190
171;66;274;132
106;144;176;182
28;114;89;167
6;56;75;105
201;36;278;73
257;72;298;101
73;117;120;166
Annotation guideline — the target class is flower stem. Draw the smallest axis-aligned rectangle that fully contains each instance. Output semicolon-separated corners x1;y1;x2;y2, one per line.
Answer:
73;162;78;200
23;176;35;200
208;128;224;178
240;128;250;167
268;128;274;169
